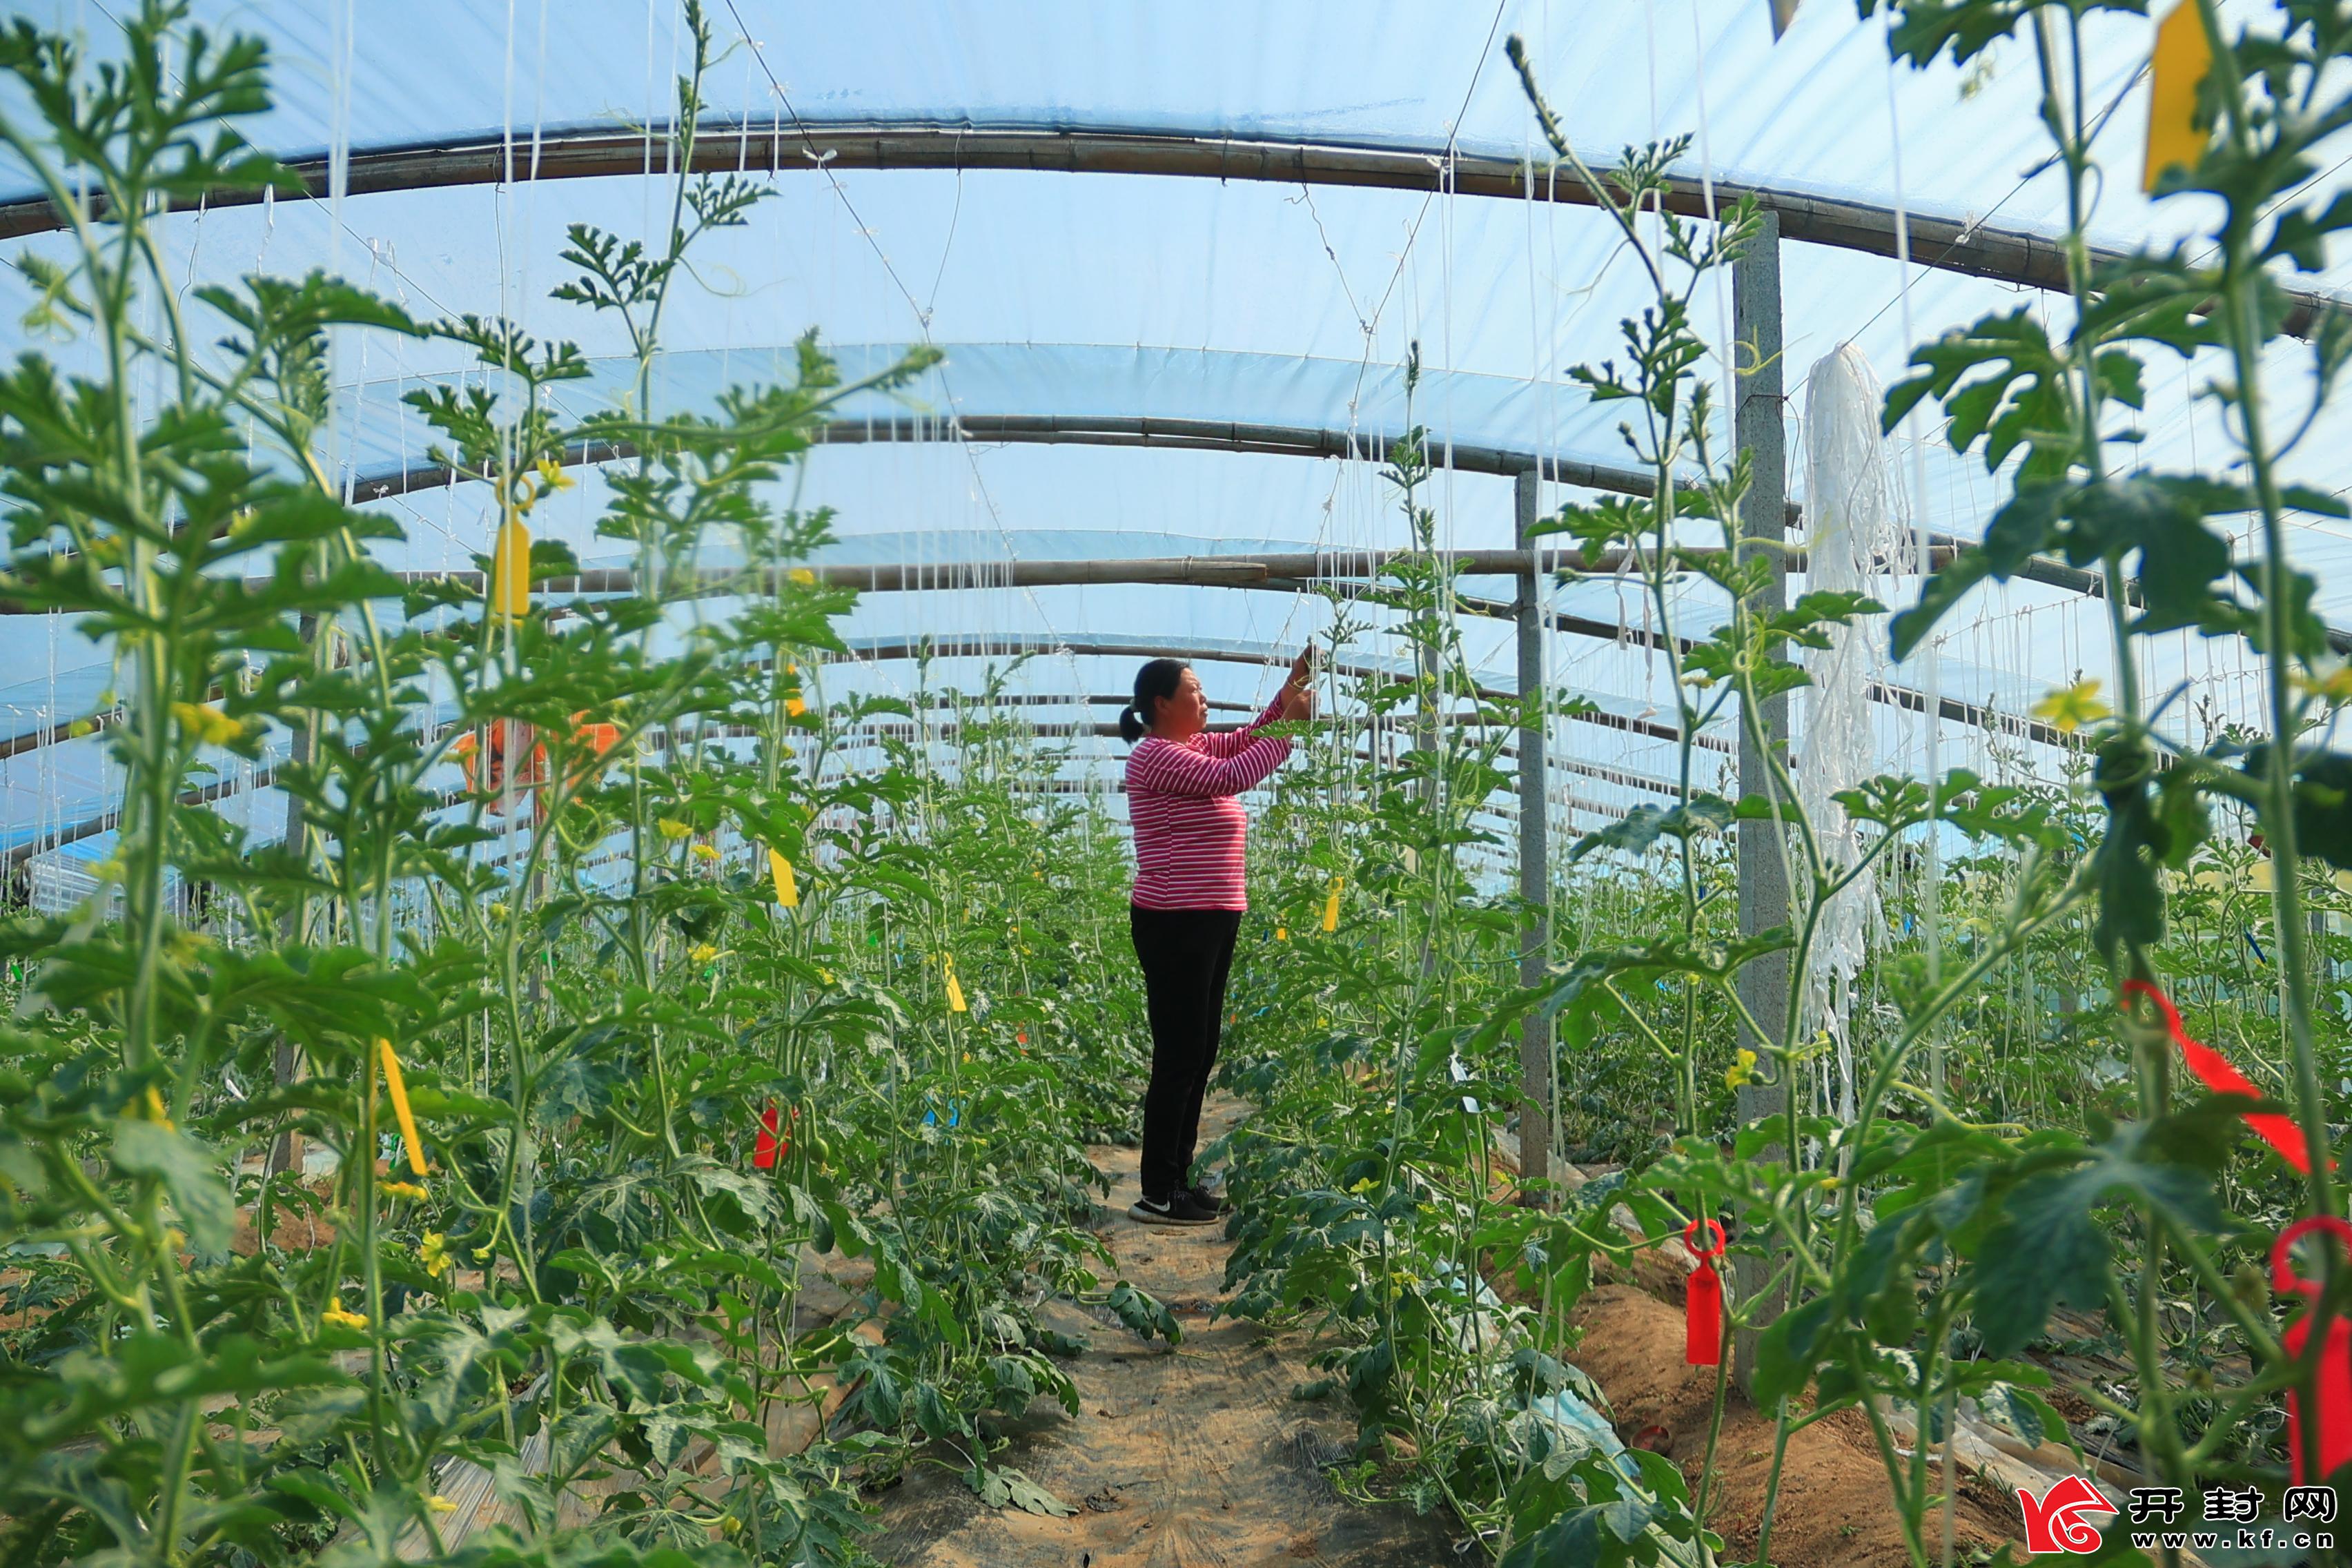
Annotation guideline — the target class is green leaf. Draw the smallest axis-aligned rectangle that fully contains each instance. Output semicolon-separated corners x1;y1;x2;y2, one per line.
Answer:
1884;308;2076;476
2264;190;2352;273
1972;1120;2224;1357
112;1118;233;1253
1750;1293;1837;1409
2242;747;2352;872
2091;732;2168;970
914;1380;960;1440
1103;1280;1183;1344
970;1463;1075;1517
2061;476;2235;636
2283;484;2351;519
1497;1496;1658;1568
1570;796;1733;863
1977;1381;2072;1453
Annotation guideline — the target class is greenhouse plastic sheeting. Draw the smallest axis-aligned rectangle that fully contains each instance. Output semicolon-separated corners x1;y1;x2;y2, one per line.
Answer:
1;0;2320;262
0;0;2346;836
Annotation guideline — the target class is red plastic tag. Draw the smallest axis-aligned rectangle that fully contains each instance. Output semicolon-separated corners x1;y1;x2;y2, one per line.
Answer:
753;1102;794;1170
1684;1217;1727;1366
2273;1216;2352;1484
2123;980;2329;1174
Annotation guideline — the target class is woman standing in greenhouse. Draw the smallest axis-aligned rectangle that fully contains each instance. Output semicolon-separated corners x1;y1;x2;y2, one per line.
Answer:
1119;651;1315;1225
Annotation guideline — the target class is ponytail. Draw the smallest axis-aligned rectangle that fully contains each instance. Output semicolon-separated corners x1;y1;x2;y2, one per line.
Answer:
1123;658;1188;745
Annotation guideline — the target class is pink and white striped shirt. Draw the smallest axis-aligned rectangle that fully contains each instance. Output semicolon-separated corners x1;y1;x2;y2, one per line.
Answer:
1126;694;1291;911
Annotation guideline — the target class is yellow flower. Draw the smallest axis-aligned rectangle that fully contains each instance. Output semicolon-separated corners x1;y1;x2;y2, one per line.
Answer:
380;1179;429;1201
819;968;835;985
320;1296;369;1331
2031;679;2111;734
690;843;721;863
535;455;574;492
418;1232;451;1279
2295;665;2352;705
788;567;817;586
689;943;721;964
657;819;694;840
489;902;509;921
427;1495;458;1515
170;701;243;747
67;718;92;738
1724;1048;1759;1089
141;1085;173;1128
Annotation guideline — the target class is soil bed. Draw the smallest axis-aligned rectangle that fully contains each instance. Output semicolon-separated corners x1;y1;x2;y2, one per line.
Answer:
1567;1284;2022;1565
865;1099;1460;1567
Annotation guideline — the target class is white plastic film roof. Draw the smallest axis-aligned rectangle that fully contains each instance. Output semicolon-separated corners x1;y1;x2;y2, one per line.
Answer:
0;0;2344;854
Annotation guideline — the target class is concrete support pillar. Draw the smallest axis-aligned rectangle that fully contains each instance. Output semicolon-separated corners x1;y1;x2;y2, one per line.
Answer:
1732;210;1790;1389
1514;467;1554;1201
266;611;320;1182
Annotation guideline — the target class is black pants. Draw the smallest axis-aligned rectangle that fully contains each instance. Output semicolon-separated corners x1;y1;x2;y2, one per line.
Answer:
1130;905;1242;1200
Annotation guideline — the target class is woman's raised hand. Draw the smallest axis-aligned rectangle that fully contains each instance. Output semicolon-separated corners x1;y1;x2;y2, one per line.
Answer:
1278;680;1316;723
1288;645;1315;687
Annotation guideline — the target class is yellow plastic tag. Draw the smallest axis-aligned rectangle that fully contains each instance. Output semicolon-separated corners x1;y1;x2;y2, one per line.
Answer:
769;848;801;909
1321;876;1343;933
379;1038;428;1176
490;510;531;619
943;956;968;1014
2144;1;2212;193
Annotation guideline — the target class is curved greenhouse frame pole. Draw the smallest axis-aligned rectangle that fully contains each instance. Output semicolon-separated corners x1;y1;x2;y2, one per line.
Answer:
347;411;2132;610
0;647;1678;867
0;119;2341;336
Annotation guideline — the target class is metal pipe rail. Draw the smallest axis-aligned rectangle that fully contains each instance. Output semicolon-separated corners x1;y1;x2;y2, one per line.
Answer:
0;119;2337;337
340;418;2142;612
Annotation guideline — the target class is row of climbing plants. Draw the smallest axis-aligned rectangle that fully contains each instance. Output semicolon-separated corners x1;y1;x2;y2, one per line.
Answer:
1209;2;2352;1565
0;8;1175;1565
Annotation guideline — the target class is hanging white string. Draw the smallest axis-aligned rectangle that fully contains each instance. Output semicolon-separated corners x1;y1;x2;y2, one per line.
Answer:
1801;345;1902;1120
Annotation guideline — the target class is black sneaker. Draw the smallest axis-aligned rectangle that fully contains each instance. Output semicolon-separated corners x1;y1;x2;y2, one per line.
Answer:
1185;1183;1228;1216
1128;1189;1221;1226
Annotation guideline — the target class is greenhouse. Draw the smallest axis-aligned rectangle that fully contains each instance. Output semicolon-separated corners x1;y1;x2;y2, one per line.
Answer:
3;0;2352;1563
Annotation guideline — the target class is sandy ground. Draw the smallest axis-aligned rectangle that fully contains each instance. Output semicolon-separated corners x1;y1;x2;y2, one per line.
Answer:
1567;1284;2020;1565
865;1097;1464;1568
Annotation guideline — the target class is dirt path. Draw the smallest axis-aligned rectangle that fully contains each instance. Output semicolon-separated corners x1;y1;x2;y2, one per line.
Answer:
867;1098;1461;1568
